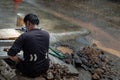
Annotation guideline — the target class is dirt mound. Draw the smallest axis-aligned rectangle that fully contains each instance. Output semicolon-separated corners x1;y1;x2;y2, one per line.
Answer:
44;63;78;80
57;46;117;80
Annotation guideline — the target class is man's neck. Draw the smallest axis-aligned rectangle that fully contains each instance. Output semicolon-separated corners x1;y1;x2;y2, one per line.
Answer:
29;25;39;31
33;25;38;29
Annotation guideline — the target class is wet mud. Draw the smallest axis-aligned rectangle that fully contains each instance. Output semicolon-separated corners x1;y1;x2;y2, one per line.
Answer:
24;0;120;55
52;40;120;80
0;0;86;33
0;0;120;80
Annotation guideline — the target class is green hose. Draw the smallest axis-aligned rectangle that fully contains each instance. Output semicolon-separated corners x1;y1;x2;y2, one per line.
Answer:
49;46;64;59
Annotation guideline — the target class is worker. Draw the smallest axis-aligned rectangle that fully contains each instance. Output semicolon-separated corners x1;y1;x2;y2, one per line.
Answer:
7;13;50;78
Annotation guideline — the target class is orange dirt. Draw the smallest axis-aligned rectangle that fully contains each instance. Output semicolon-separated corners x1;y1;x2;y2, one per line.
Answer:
56;46;73;54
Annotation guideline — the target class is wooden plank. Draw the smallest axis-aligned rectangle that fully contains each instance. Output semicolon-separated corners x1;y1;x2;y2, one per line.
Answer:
0;29;21;40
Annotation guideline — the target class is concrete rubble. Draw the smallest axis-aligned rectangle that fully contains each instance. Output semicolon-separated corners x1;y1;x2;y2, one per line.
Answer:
0;58;16;80
44;63;79;80
0;45;118;80
58;46;117;80
0;58;79;80
1;46;79;80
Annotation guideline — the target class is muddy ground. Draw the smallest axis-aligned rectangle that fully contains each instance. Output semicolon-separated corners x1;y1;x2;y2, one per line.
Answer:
25;0;120;51
0;0;120;80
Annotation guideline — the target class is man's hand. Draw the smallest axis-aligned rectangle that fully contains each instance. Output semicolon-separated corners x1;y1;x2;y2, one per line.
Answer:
8;56;22;63
3;48;22;63
3;48;10;52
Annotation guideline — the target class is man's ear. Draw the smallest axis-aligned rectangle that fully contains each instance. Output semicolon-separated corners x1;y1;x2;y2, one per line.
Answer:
26;21;30;26
27;21;33;26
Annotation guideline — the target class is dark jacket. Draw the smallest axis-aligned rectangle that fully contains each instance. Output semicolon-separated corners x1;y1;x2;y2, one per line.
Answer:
8;29;50;77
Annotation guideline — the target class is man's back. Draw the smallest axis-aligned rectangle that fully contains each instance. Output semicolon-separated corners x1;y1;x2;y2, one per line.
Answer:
8;29;50;77
7;13;50;78
22;29;49;62
21;29;50;76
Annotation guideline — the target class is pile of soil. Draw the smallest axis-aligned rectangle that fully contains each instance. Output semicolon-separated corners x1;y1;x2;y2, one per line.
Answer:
1;59;79;80
58;46;117;80
77;46;115;80
43;63;79;80
1;46;117;80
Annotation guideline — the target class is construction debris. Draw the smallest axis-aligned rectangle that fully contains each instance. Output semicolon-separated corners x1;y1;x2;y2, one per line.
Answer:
0;58;16;80
1;45;117;80
49;54;79;76
59;46;115;80
44;63;79;80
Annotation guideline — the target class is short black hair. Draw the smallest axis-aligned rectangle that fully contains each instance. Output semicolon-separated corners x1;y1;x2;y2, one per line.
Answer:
24;13;39;25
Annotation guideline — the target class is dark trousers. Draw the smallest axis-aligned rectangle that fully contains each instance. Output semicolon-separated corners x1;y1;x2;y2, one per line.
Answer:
16;60;49;78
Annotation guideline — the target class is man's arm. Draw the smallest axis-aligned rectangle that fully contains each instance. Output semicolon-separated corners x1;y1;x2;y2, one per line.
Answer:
8;56;22;62
4;48;22;62
7;34;24;62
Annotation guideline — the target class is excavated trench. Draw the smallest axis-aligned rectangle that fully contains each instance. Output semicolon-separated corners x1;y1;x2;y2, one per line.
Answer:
0;0;120;80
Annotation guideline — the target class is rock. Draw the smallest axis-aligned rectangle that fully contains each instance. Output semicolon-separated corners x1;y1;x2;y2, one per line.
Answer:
0;59;16;80
73;53;82;67
80;57;88;65
66;76;79;80
92;73;100;80
46;70;54;80
101;55;107;62
35;76;46;80
81;64;88;71
0;75;6;80
94;68;103;77
74;46;114;80
79;69;92;80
